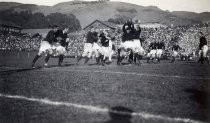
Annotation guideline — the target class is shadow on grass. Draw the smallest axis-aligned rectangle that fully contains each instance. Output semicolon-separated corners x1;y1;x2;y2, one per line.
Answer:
88;61;113;66
104;106;134;123
0;67;42;75
45;63;75;68
185;89;209;107
87;63;100;66
185;89;210;121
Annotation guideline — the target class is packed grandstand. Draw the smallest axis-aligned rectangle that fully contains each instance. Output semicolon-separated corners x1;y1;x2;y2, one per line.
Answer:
0;22;209;57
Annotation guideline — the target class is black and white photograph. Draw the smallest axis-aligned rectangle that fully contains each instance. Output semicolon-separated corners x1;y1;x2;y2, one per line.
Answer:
0;0;210;123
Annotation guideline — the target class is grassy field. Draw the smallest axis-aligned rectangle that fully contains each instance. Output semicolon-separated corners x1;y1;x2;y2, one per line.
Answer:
0;51;210;123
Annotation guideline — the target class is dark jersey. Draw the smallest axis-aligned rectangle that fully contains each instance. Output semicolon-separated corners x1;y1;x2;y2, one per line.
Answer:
54;30;68;47
122;31;133;42
133;27;141;39
172;45;180;51
61;33;68;47
122;22;135;42
43;30;55;44
157;42;165;49
93;32;98;43
199;36;207;50
86;31;98;44
122;22;134;33
99;33;109;47
149;42;156;50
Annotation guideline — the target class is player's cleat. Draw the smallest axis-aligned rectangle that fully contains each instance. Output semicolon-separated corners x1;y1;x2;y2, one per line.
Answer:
146;57;150;63
128;59;133;64
101;61;105;66
157;58;160;63
205;57;209;64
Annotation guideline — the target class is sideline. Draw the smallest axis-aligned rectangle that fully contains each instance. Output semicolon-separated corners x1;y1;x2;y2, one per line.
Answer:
0;93;206;123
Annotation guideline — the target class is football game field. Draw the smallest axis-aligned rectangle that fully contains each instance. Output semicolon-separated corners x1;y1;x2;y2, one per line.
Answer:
0;51;209;123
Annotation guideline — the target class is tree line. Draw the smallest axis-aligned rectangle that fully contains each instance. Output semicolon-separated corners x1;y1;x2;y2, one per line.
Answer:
0;10;81;32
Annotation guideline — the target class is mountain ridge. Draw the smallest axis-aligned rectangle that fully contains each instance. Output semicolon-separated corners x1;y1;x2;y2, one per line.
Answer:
0;1;209;28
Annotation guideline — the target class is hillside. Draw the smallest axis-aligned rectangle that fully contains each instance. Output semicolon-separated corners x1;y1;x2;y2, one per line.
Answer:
0;2;22;11
0;1;210;28
172;11;210;23
49;1;204;27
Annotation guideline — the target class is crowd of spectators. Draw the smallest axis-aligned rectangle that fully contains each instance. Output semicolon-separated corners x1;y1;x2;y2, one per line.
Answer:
0;32;41;51
0;22;209;57
67;35;85;56
67;23;210;56
141;23;210;54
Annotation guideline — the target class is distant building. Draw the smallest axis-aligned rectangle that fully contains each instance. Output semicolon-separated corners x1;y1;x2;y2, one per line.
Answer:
84;20;167;32
83;20;117;31
0;20;22;34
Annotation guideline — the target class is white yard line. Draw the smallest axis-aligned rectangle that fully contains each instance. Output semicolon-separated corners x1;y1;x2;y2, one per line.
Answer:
0;93;206;123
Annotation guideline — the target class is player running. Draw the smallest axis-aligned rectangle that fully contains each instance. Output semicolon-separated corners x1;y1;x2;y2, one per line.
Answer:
98;30;112;65
133;25;144;65
197;32;209;64
117;20;143;65
54;27;69;66
147;41;157;63
156;40;165;63
31;25;58;68
76;28;98;65
42;27;69;67
171;42;181;63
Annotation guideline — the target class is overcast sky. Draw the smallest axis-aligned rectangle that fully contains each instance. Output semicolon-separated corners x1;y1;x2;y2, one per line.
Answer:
1;0;210;13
